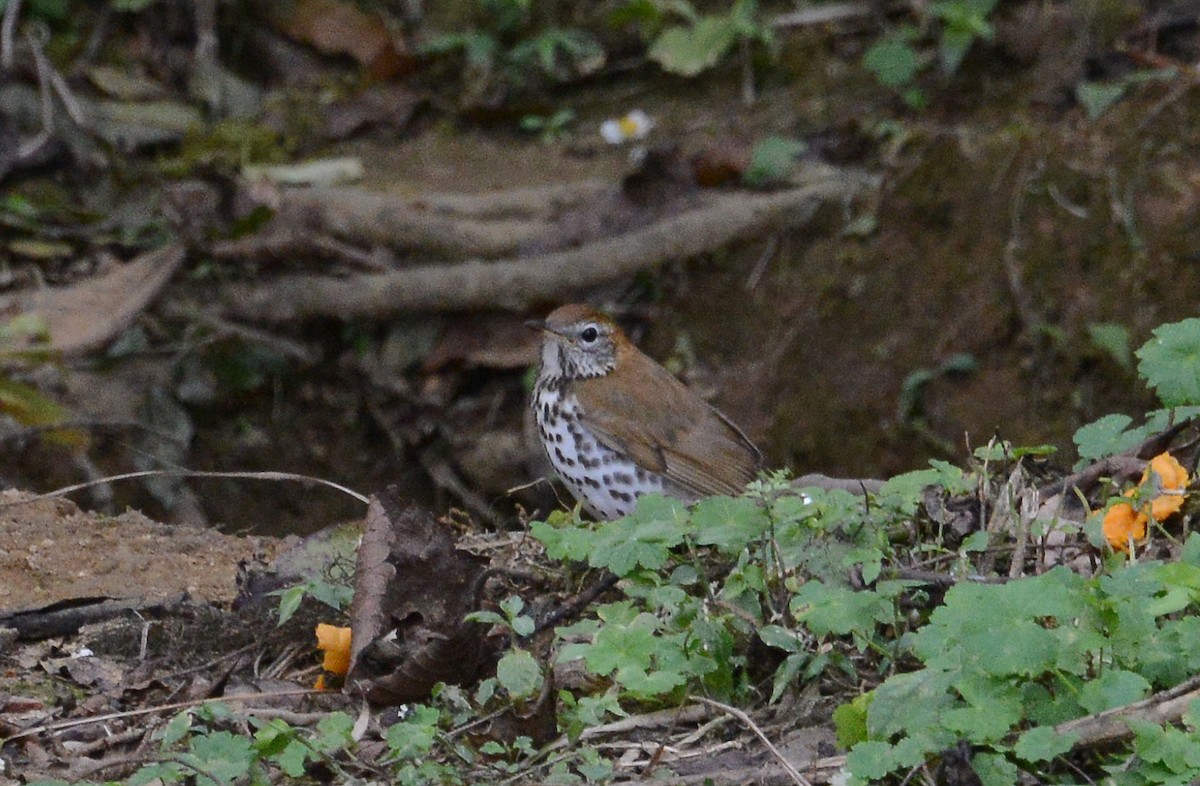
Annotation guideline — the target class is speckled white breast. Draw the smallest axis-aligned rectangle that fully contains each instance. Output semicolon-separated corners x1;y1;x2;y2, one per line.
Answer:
532;381;668;520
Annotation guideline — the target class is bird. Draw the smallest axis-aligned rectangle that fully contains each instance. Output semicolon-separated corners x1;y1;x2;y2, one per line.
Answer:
528;303;762;520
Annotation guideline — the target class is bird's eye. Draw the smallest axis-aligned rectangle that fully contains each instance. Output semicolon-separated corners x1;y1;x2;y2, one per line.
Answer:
580;326;599;343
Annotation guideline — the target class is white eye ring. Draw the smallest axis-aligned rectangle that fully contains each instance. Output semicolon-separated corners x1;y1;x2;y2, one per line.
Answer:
580;325;599;343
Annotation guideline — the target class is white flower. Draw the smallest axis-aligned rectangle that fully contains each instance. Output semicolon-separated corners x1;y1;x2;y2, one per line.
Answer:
600;110;654;145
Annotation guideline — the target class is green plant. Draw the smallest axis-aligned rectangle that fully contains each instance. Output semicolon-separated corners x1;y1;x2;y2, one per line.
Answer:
420;0;603;101
843;554;1200;784
519;109;576;143
1076;68;1177;119
743;136;807;188
532;473;909;709
1074;318;1200;466
640;0;774;79
274;576;353;625
863;0;998;106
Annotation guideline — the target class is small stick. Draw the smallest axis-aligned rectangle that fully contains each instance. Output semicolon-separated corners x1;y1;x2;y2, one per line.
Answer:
3;689;322;744
692;697;811;786
0;469;368;508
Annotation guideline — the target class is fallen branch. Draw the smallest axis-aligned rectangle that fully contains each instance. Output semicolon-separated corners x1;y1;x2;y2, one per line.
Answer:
0;593;188;641
262;186;547;258
1054;674;1200;748
222;174;869;322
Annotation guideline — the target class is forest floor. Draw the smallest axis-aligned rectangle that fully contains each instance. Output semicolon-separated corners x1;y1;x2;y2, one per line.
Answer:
3;0;1200;783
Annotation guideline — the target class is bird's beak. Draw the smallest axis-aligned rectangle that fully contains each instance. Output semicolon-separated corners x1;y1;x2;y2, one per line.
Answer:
526;319;568;339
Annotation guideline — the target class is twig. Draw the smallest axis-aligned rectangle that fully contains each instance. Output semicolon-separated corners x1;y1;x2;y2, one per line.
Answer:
891;568;1008;586
692;697;811;786
3;689;322;744
68;724;148;758
158;301;319;363
0;468;369;508
1002;159;1041;332
0;0;19;68
18;25;55;161
1036;456;1147;500
420;450;502;527
770;2;897;28
533;571;619;635
792;473;885;495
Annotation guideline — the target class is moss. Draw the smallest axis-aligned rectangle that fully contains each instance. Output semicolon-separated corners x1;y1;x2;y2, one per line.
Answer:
158;119;295;178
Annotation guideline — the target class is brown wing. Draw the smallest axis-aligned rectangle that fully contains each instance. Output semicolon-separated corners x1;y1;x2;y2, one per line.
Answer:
574;342;761;498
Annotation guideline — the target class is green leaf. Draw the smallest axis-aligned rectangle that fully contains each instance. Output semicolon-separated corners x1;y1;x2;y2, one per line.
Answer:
1137;318;1200;406
1089;322;1133;370
129;762;187;786
743;136;807;188
511;615;536;636
587;495;688;576
649;16;738;76
465;610;507;627
790;581;893;636
971;752;1020;786
497;649;544;698
1072;413;1141;462
758;624;803;653
1130;718;1200;772
274;584;305;625
584;619;660;675
111;0;157;10
313;712;355;753
0;377;87;448
846;740;903;780
185;731;255;786
1013;726;1079;763
864;34;921;88
691;495;770;552
531;519;597;562
833;693;872;748
1076;81;1127;119
160;710;193;746
770;652;809;703
275;740;309;777
1078;669;1151;714
385;705;440;758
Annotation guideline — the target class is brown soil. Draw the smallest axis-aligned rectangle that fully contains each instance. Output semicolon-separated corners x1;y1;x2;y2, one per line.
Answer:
0;490;278;612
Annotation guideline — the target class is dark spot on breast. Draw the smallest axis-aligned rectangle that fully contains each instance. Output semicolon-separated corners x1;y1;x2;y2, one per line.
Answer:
602;474;613;485
554;447;566;462
613;472;633;485
609;489;633;503
584;476;600;489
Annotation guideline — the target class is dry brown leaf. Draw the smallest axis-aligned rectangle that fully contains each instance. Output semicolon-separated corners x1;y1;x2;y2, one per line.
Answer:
346;490;491;705
0;244;185;356
278;0;414;80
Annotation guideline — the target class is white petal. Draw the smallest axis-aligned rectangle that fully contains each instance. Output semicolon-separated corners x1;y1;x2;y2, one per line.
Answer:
600;119;626;144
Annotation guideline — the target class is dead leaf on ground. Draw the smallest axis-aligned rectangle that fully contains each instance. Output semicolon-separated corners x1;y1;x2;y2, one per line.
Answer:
0;243;185;356
346;489;492;705
275;0;415;80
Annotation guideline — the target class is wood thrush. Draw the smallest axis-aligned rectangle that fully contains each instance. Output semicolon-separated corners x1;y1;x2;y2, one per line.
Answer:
529;304;762;520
